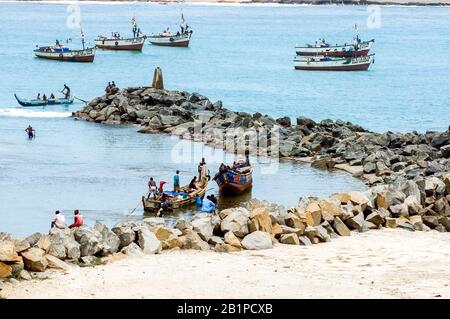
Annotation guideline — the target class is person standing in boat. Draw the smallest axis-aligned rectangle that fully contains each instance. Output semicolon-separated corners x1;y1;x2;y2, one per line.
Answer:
173;170;180;192
148;177;157;198
62;84;70;99
68;209;84;229
25;125;35;139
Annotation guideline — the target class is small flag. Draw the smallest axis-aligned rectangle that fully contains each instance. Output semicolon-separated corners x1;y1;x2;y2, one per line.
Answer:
181;13;185;24
80;28;85;39
354;22;359;32
132;16;136;26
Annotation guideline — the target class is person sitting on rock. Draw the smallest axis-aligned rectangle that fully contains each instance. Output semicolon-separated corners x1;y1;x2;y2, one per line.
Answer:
69;209;84;228
201;195;216;214
51;210;66;229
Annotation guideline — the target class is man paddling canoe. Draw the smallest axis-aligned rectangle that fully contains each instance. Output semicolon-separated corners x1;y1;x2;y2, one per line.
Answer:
62;84;71;99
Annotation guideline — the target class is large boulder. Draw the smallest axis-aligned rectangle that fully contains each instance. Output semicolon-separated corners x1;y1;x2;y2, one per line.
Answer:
45;255;70;271
220;207;250;237
174;218;192;231
241;231;272;250
94;221;121;256
333;217;351;236
142;217;166;231
180;229;210;251
136;227;162;254
14;239;31;253
153;226;183;250
224;231;242;248
25;232;42;246
191;216;214;241
47;233;67;260
0;240;19;262
280;233;300;245
21;247;48;272
0;261;12;278
348;191;370;209
73;227;102;257
248;207;273;234
305;202;322;226
112;223;136;248
319;200;344;222
121;242;144;258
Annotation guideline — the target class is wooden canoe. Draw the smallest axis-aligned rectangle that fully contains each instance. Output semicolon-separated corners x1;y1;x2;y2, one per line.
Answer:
142;178;208;214
14;94;74;107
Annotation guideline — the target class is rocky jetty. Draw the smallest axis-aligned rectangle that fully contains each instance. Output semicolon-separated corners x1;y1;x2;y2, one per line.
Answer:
73;87;450;186
1;173;449;281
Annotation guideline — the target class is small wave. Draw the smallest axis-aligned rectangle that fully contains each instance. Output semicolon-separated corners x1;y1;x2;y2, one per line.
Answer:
0;108;72;118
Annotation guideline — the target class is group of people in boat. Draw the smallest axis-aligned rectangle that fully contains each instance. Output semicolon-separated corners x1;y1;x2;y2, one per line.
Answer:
35;84;71;101
50;209;84;229
160;24;192;37
105;81;118;94
147;158;214;215
218;155;251;174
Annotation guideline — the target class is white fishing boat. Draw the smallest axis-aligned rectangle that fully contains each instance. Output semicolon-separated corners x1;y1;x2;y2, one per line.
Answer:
95;36;145;51
148;13;192;47
294;54;374;71
295;38;374;57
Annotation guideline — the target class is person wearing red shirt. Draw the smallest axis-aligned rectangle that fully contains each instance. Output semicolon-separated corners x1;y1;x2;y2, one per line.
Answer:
69;209;84;228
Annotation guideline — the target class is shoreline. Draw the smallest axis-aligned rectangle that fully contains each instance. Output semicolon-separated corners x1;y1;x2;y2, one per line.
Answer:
2;0;450;7
3;229;450;298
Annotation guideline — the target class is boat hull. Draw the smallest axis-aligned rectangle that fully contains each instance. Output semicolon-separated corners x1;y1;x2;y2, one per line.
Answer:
95;37;145;51
295;40;374;57
294;55;374;71
213;166;253;196
147;33;191;47
219;182;252;195
14;94;74;107
142;180;208;213
34;48;95;62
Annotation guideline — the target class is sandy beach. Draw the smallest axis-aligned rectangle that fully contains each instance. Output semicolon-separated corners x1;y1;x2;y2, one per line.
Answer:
3;229;449;299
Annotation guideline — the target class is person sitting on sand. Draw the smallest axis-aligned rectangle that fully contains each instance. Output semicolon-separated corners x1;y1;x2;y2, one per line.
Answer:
188;176;198;191
51;210;66;229
69;209;84;228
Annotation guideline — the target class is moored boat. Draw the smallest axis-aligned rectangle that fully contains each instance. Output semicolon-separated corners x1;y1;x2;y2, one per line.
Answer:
147;31;192;47
148;13;192;47
213;162;253;195
34;45;95;62
295;38;374;58
96;17;146;51
14;94;74;107
294;54;374;71
95;36;145;51
142;177;208;214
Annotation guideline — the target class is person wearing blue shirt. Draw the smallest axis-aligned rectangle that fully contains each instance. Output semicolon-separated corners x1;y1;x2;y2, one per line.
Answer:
201;195;216;213
173;170;180;192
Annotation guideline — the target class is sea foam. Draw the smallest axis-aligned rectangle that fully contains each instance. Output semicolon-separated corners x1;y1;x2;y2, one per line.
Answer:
0;108;72;118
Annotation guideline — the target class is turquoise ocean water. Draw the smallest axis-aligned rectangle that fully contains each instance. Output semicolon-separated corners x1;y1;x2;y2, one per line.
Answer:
0;2;449;236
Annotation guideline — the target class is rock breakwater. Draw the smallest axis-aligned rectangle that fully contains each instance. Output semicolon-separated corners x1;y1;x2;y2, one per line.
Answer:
73;87;450;186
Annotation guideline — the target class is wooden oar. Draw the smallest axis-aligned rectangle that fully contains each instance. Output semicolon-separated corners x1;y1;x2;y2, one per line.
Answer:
74;96;88;103
128;191;149;216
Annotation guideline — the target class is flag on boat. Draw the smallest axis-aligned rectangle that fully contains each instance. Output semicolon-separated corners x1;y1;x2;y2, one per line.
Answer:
80;28;85;39
181;13;185;24
354;22;359;33
131;16;136;26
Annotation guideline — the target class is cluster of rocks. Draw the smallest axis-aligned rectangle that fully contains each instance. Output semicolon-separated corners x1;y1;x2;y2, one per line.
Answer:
73;87;449;186
2;173;449;281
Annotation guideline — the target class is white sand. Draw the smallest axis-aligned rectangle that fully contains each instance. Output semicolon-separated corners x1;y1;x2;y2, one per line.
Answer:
3;229;450;299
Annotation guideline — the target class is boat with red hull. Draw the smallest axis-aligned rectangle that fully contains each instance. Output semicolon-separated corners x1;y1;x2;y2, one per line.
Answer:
294;54;374;71
95;36;145;51
34;45;95;62
213;162;253;195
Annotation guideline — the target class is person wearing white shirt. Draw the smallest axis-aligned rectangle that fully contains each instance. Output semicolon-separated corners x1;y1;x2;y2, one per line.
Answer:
51;211;66;229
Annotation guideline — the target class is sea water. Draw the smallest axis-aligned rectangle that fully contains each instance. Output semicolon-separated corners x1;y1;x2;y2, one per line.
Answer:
1;2;449;236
